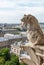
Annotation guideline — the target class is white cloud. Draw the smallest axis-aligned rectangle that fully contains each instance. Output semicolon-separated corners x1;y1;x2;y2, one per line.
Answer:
0;0;44;8
0;0;44;23
0;1;15;8
0;7;44;23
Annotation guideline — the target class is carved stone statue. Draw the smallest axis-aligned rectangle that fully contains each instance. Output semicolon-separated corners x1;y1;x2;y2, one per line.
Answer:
21;14;44;46
20;14;44;65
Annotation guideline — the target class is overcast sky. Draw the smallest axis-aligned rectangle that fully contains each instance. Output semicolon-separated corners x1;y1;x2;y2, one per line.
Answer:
0;0;44;23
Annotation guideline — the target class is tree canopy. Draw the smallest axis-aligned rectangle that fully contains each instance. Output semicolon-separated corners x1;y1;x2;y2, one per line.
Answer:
0;48;27;65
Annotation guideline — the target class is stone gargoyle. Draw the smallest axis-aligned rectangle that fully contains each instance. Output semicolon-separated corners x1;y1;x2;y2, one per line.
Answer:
20;14;44;65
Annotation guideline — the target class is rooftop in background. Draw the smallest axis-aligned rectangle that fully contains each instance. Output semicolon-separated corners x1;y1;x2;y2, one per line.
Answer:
0;37;8;42
0;33;27;42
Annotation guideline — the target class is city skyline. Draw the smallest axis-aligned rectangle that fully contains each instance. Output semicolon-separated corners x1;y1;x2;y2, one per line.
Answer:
0;0;44;23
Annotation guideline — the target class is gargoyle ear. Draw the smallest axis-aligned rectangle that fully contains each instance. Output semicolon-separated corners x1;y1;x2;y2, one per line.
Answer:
28;14;32;20
24;14;26;16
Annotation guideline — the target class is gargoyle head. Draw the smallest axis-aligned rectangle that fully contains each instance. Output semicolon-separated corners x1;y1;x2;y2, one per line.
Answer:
21;14;38;30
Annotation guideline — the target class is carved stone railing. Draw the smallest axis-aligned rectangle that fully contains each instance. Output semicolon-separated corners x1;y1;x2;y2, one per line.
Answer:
20;44;44;65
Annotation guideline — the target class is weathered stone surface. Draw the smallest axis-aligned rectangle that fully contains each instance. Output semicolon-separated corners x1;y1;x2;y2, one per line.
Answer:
20;14;44;65
21;14;44;45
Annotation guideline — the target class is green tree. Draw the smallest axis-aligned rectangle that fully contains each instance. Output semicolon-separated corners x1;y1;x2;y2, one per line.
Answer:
0;48;28;65
0;48;10;61
5;61;15;65
16;28;21;31
11;54;20;65
0;57;5;65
